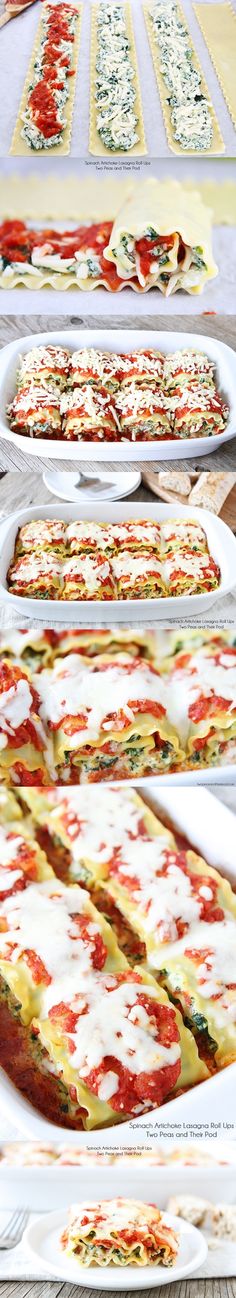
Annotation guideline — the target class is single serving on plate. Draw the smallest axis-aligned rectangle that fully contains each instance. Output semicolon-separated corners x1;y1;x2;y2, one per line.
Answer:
60;1198;179;1266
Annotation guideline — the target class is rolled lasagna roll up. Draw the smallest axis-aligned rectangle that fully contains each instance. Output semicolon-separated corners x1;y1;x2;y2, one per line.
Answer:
163;550;220;596
118;349;164;388
0;629;57;671
105;177;218;294
66;522;114;556
161;924;236;1069
167;639;236;765
69;349;120;391
61;1197;179;1266
0;875;126;1026
161;520;208;555
111;520;161;552
102;829;236;968
115;387;171;440
17;346;70;392
0;821;53;904
15;520;66;556
0;659;52;785
21;786;164;880
37;650;181;781
7;551;63;600
62;554;116;601
7;387;62;439
34;965;206;1129
163;349;215;393
112;551;165;599
61;387;118;441
171;387;228;439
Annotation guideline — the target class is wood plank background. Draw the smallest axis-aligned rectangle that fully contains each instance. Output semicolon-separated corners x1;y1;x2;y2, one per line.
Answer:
0;1279;236;1298
0;315;236;473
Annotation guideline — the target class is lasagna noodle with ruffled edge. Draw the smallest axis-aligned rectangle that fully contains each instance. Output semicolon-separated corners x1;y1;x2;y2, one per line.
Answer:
61;1197;179;1265
17;346;70;392
90;2;146;156
161;928;236;1070
143;1;224;155
0;873;127;1026
166;639;236;767
10;1;83;157
8;387;63;440
33;966;208;1130
105;177;218;295
36;651;182;780
193;3;236;131
0;179;218;294
0;659;53;783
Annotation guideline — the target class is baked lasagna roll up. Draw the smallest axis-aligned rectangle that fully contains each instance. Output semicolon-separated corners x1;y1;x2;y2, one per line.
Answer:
0;822;53;903
0;876;126;1026
105;177;218;294
102;835;236;968
0;629;57;670
69;349;120;392
17;346;70;392
168;640;236;764
38;651;181;779
7;387;62;439
162;925;236;1069
163;349;215;393
172;388;228;439
118;349;164;388
0;659;52;785
163;551;220;596
7;551;63;600
0;787;23;823
61;1198;179;1267
15;520;66;556
112;552;165;599
61;388;118;441
66;522;115;556
115;389;171;441
161;520;209;556
111;520;161;552
34;966;206;1129
62;555;116;601
21;786;164;879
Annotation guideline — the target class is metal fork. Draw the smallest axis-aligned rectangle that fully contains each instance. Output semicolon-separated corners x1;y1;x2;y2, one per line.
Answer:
0;1208;29;1249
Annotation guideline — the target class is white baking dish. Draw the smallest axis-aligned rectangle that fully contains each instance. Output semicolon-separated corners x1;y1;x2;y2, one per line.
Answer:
2;1149;236;1212
0;789;236;1144
0;500;235;621
0;328;235;462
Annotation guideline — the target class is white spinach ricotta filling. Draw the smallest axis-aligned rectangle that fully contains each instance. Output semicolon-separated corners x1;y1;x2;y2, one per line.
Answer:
95;2;140;151
149;0;213;150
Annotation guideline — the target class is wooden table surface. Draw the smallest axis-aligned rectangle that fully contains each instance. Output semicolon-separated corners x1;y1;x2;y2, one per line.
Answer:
0;314;236;473
0;1279;236;1298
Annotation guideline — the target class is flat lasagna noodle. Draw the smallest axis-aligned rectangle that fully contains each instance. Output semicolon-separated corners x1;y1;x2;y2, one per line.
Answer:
104;177;218;294
161;926;236;1069
144;0;224;155
35;966;207;1129
90;2;146;156
11;1;82;156
194;4;236;132
61;1197;179;1265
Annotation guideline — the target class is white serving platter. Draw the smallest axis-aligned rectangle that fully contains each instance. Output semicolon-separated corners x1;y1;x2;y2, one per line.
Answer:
24;1208;207;1287
0;328;235;462
0;788;236;1143
0;499;235;621
2;1143;236;1212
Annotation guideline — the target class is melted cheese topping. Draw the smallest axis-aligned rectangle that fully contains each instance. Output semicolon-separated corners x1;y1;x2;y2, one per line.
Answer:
18;521;66;549
1;879;103;984
45;972;180;1081
0;677;33;749
48;787;158;862
112;553;162;580
37;654;166;747
63;555;112;593
67;1197;164;1236
10;553;62;582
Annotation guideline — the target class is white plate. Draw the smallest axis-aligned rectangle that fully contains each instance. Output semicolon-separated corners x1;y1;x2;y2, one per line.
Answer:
43;469;141;502
0;327;235;462
0;499;235;621
24;1209;208;1287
